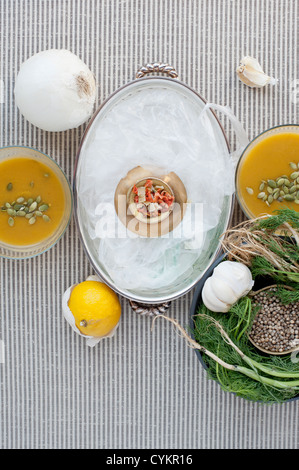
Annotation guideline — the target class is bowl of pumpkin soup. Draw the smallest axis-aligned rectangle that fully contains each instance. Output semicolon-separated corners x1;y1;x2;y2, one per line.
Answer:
0;146;72;259
236;125;299;219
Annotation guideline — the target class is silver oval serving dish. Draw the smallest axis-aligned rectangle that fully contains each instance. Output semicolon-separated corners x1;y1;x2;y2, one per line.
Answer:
73;64;234;305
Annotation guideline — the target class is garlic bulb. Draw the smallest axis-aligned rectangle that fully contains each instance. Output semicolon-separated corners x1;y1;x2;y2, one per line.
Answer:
202;261;254;313
236;56;277;88
14;49;96;132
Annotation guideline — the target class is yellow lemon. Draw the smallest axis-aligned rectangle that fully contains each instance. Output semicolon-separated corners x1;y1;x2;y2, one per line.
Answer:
68;280;121;338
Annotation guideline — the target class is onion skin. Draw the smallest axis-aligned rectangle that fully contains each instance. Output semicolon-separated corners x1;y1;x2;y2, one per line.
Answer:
14;49;96;132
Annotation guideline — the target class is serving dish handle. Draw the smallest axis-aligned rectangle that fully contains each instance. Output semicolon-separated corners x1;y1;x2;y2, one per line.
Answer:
129;300;171;316
136;62;178;79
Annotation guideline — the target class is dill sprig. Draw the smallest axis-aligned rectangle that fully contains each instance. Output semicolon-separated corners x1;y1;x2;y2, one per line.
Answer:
221;209;299;281
192;299;299;403
255;208;299;232
275;285;299;304
251;256;299;285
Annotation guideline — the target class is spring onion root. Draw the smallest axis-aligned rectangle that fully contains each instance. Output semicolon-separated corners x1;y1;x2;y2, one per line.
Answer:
152;314;299;391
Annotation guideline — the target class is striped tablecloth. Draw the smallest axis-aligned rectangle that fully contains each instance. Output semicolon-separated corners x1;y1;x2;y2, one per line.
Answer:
0;0;298;449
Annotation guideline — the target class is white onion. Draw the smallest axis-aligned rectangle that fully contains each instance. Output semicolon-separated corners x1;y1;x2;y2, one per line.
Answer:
14;49;96;132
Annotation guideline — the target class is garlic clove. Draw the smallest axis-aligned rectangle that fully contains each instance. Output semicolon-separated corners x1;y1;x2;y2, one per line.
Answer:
202;277;231;313
213;261;254;298
201;261;255;313
236;56;277;88
209;274;239;305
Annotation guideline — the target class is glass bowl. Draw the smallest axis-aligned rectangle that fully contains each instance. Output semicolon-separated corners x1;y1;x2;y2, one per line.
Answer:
235;124;299;219
0;146;73;259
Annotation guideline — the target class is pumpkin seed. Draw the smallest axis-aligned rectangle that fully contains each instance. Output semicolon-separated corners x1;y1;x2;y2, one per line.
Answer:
16;210;26;217
39;204;49;212
16;197;24;203
25;213;34;219
44;173;49;178
27;198;34;205
273;189;280;200
284;194;295;201
295;199;299;204
283;186;289;194
35;211;43;217
257;192;266;199
6;182;13;191
268;195;274;204
290;162;298;170
36;195;42;204
284;179;291;187
8;217;14;227
267;186;273;194
28;216;36;225
259;182;265;191
13;203;23;211
291;171;299;180
246;187;254;195
263;195;268;201
42;215;50;222
5;202;11;208
267;180;276;188
7;208;16;216
290;185;297;193
277;178;285;187
29;201;37;212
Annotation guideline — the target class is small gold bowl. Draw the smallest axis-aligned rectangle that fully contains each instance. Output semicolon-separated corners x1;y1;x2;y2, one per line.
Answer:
127;177;175;225
248;285;299;356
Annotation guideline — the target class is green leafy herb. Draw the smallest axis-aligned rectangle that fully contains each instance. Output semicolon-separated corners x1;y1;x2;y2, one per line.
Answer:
221;209;299;285
192;299;299;403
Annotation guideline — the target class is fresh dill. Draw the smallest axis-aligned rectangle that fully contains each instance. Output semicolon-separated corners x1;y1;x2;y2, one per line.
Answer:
221;208;299;286
193;297;299;403
189;209;299;403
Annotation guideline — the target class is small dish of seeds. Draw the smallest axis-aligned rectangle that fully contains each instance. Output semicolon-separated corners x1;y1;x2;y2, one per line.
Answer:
248;286;299;355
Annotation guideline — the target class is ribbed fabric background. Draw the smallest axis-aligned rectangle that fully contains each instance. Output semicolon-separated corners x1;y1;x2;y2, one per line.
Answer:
0;0;298;449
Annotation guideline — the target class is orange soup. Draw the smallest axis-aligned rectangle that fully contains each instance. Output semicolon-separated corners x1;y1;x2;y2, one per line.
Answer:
0;157;66;246
237;132;299;218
